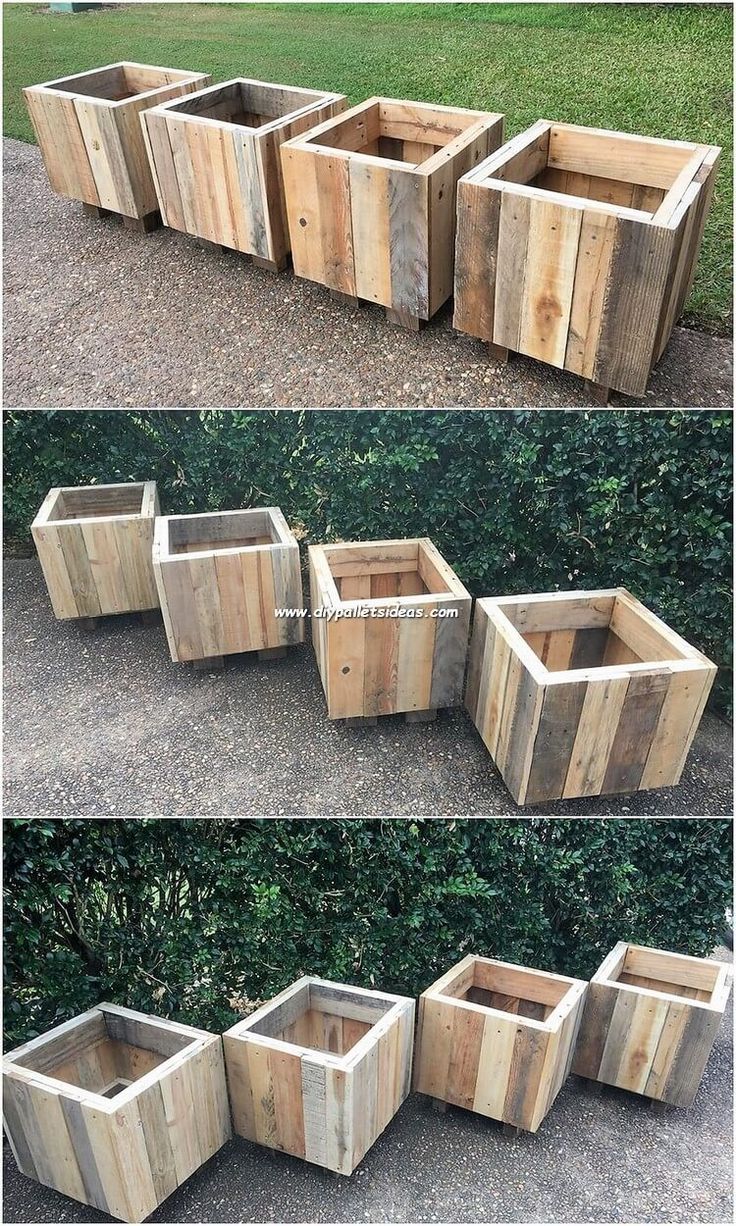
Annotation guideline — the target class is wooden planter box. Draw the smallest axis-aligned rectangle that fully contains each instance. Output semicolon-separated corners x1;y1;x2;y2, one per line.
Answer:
31;481;159;620
573;943;733;1106
223;977;414;1175
454;121;720;398
23;62;210;227
2;1002;231;1222
142;79;346;270
414;955;586;1132
282;97;503;326
308;537;471;721
153;507;304;665
465;587;716;806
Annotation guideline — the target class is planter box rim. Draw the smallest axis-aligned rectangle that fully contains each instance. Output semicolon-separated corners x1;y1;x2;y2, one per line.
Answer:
146;76;345;136
480;586;716;683
462;119;721;227
423;954;587;1032
225;975;414;1069
593;941;733;1012
310;537;471;607
25;61;209;108
3;1001;217;1112
284;94;503;178
32;480;156;528
153;506;296;562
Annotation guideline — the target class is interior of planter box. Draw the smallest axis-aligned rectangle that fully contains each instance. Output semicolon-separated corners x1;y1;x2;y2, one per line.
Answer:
328;542;452;600
499;592;688;671
169;511;278;554
168;81;320;127
46;64;187;102
12;1011;194;1096
441;959;569;1021
248;983;394;1056
307;100;477;165
487;124;700;218
607;945;719;1003
49;485;144;521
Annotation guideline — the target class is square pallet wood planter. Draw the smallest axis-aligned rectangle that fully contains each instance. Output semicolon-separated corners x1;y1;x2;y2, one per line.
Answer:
31;481;160;620
141;79;346;269
454;121;720;398
223;977;414;1175
465;587;717;806
2;1002;231;1222
414;955;587;1133
153;506;304;665
281;97;503;326
23;62;211;227
573;943;732;1107
308;537;472;721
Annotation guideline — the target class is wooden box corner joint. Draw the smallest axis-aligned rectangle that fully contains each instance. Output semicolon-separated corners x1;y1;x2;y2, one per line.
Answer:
2;1003;231;1222
142;79;346;264
308;537;472;720
23;62;211;222
223;977;415;1175
282;97;504;325
31;481;160;620
414;955;587;1132
453;120;720;397
572;943;732;1106
152;506;304;664
464;587;717;804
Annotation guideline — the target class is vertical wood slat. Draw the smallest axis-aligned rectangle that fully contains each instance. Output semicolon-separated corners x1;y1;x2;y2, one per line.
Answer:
24;67;210;219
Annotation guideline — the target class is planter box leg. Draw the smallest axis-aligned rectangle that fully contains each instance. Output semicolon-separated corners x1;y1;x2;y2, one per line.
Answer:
122;210;162;234
252;254;288;273
345;716;378;727
79;616;99;631
385;307;423;332
82;202;111;220
583;379;611;406
405;708;436;724
487;341;509;363
194;236;222;253
258;646;287;661
502;1122;521;1138
330;289;363;309
140;609;162;626
649;1098;673;1116
193;655;225;671
430;1097;447;1114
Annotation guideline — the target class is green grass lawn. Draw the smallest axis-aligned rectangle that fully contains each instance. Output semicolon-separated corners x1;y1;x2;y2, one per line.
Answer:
3;2;732;333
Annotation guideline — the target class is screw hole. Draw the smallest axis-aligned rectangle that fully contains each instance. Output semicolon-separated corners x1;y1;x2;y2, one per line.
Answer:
299;217;307;227
341;665;350;674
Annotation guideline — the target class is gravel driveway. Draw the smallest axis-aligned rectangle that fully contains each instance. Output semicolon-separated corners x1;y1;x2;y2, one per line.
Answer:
3;137;733;409
3;558;732;817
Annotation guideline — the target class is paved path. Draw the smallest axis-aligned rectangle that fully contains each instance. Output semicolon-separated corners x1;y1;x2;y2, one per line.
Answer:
3;950;733;1223
3;558;732;816
3;137;733;409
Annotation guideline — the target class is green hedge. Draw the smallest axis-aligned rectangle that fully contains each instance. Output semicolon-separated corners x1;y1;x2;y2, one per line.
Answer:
3;818;732;1049
3;410;732;710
